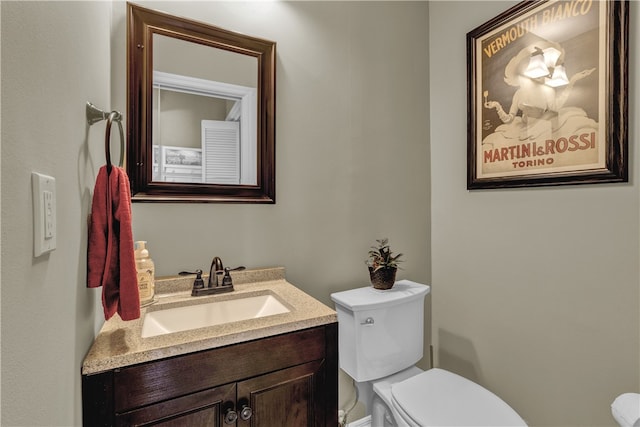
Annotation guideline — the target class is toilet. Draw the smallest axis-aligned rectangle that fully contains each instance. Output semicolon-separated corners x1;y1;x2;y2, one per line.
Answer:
612;393;640;427
331;280;527;426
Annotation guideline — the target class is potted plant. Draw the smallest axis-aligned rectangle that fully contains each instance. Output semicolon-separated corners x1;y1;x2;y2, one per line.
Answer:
366;238;403;290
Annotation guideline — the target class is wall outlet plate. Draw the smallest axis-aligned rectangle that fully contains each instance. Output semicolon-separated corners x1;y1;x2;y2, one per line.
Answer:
32;172;56;256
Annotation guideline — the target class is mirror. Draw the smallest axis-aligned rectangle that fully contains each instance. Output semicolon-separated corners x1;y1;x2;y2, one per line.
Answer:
127;3;276;202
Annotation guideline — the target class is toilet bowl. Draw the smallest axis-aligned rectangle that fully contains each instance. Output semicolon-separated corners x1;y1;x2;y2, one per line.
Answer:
332;280;527;427
373;368;526;426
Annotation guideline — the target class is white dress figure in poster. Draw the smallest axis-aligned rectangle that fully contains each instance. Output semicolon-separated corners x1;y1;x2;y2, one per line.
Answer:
483;42;596;147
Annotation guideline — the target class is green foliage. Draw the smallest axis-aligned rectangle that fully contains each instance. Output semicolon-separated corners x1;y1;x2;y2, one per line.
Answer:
366;238;403;272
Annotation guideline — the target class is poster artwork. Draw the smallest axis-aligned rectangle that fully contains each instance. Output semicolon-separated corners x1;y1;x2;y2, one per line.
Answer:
477;0;604;179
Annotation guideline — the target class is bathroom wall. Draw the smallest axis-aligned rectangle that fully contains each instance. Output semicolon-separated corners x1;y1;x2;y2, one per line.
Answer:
430;2;640;426
111;1;431;302
1;1;429;425
4;1;635;426
111;1;431;418
1;1;113;425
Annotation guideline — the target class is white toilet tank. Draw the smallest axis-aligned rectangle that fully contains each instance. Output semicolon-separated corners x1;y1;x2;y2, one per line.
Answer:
331;280;430;382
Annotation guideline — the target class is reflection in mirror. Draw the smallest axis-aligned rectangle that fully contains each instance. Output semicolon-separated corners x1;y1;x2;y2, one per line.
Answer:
152;35;257;185
127;3;275;202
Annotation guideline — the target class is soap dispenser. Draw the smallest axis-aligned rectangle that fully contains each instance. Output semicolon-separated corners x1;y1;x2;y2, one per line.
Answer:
134;241;155;306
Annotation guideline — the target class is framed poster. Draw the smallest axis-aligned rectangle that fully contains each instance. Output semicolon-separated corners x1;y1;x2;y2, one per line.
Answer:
467;0;628;189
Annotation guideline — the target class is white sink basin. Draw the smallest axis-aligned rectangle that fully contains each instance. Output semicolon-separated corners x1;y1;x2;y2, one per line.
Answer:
141;293;290;338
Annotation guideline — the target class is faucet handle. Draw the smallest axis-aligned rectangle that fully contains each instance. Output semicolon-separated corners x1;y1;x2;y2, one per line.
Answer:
179;269;205;291
179;269;202;275
222;266;245;286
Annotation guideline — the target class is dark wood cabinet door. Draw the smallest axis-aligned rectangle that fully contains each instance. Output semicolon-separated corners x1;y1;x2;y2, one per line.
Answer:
82;324;338;427
237;360;325;427
115;383;236;427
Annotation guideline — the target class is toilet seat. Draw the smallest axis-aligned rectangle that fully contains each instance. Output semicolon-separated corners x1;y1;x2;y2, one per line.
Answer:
390;368;527;426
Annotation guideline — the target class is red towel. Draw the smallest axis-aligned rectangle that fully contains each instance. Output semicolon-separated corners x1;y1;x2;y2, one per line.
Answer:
87;166;140;321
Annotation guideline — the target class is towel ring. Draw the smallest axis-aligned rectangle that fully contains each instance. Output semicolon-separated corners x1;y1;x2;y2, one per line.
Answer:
104;111;124;172
86;102;124;172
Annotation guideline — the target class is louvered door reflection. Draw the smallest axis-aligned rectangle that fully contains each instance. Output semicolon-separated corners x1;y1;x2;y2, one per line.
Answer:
202;120;240;184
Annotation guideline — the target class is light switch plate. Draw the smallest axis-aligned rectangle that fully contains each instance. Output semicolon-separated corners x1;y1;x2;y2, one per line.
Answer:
32;172;56;256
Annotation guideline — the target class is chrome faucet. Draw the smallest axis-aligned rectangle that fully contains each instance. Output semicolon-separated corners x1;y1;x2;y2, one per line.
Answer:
180;257;245;296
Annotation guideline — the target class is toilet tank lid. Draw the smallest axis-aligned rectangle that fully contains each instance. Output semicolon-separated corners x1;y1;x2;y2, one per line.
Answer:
330;280;430;311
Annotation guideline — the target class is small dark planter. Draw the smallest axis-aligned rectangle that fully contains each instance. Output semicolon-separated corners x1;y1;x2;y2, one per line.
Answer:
368;266;397;290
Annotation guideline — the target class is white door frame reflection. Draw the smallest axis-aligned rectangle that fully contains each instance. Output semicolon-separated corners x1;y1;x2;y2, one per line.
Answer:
152;71;257;185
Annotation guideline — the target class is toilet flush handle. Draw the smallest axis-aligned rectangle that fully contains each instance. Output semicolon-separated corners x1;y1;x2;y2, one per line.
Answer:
360;317;375;325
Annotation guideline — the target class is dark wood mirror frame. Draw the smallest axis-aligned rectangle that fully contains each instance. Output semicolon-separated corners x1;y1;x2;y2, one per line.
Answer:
127;3;276;203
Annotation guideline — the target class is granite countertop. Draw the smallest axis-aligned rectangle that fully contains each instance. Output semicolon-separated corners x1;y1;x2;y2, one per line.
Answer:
82;267;337;375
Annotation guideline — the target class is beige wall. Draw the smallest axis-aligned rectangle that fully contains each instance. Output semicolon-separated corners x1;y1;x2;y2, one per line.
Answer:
1;1;112;425
112;1;431;315
156;91;227;148
154;33;257;87
2;1;430;425
430;1;640;426
113;1;431;416
2;1;637;426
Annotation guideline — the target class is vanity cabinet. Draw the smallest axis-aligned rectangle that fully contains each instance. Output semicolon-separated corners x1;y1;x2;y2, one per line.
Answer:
82;324;337;426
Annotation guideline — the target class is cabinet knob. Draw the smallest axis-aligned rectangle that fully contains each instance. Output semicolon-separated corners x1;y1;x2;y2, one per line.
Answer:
240;404;253;421
224;407;238;424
